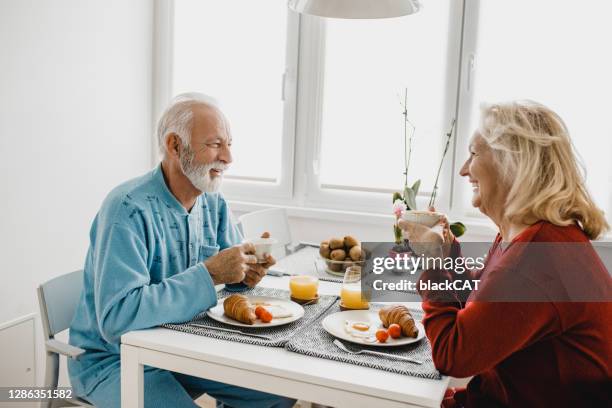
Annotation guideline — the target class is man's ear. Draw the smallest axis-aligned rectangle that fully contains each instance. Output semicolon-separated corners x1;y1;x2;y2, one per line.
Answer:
164;133;181;158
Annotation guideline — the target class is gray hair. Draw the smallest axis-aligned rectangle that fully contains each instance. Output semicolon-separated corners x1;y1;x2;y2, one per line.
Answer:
156;92;219;156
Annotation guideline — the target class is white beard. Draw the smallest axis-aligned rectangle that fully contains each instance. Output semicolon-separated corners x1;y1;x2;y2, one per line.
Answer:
179;145;227;193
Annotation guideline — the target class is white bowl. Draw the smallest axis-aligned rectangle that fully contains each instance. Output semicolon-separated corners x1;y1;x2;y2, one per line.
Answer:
321;256;365;276
401;210;443;228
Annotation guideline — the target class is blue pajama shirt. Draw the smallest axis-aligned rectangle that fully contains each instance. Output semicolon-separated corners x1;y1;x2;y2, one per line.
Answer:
68;165;292;407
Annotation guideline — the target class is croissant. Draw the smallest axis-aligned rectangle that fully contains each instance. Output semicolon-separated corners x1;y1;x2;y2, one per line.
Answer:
223;294;256;325
379;305;418;338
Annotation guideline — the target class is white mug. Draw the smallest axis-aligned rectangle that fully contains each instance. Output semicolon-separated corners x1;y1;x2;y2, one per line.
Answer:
246;237;279;262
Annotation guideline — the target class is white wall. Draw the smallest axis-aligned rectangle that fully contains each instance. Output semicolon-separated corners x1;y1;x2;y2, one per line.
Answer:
0;0;154;385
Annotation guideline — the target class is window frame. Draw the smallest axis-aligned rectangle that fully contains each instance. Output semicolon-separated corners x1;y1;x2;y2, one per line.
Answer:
153;0;300;201
451;0;482;219
154;0;612;240
295;2;467;215
453;0;612;235
154;1;468;215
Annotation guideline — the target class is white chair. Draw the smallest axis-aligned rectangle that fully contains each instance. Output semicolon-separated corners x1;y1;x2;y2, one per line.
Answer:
37;270;93;408
238;208;293;259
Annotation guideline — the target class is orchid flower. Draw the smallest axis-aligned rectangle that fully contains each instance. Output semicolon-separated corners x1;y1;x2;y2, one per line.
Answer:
392;199;407;218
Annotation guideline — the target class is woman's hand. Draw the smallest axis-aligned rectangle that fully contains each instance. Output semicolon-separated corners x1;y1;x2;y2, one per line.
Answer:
397;207;454;258
438;211;456;244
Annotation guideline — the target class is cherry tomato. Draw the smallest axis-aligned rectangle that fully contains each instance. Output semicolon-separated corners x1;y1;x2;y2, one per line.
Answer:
260;309;273;323
388;324;402;339
255;306;266;319
376;329;389;343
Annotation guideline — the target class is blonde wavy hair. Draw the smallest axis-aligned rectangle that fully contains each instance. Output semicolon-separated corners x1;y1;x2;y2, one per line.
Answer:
479;100;609;240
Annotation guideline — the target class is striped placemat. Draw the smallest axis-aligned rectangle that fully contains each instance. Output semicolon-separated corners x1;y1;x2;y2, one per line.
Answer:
162;287;337;347
285;303;441;379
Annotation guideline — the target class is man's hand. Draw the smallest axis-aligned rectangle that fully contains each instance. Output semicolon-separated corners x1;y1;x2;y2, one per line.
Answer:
204;243;258;285
242;231;276;287
243;253;276;287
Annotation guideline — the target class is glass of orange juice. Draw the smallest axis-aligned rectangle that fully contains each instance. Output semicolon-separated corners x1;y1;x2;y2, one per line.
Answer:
289;275;319;303
340;265;369;310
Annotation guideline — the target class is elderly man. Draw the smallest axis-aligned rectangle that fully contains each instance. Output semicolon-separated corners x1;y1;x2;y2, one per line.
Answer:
68;94;294;408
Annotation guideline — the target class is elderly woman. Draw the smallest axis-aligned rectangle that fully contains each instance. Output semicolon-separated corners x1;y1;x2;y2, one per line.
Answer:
400;101;612;407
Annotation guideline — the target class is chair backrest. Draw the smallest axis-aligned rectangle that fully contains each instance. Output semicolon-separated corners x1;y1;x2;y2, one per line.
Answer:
37;270;84;339
239;208;292;259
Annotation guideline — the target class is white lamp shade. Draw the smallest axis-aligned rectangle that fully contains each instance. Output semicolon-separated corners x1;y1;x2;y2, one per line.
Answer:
288;0;421;19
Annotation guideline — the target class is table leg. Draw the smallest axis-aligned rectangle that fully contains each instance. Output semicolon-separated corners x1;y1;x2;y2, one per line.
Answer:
121;344;143;408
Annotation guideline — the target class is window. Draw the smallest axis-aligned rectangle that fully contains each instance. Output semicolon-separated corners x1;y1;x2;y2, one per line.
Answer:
159;0;612;232
456;0;612;219
319;2;454;192
171;0;299;199
301;1;462;213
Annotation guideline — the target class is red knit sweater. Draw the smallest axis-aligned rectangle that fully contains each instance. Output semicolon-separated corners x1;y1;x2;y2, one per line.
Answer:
421;222;612;407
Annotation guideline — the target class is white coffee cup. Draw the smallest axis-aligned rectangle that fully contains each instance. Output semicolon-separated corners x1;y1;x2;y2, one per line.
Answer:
246;237;279;262
401;210;443;228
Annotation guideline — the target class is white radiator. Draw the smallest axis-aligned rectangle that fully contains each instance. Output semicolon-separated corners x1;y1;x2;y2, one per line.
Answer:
0;314;36;387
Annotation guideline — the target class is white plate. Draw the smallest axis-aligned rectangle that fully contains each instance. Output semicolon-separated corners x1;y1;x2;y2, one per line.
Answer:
207;296;304;328
322;310;425;347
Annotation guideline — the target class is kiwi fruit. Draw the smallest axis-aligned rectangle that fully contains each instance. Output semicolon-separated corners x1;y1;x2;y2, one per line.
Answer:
329;237;344;250
343;235;360;249
349;246;363;261
319;243;331;259
330;249;347;261
329;262;344;272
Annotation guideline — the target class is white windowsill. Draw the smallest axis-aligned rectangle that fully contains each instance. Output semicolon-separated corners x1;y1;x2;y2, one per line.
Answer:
229;199;393;225
228;199;500;237
228;199;612;244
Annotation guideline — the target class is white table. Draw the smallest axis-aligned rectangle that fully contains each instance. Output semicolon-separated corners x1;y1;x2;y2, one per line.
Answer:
121;276;449;407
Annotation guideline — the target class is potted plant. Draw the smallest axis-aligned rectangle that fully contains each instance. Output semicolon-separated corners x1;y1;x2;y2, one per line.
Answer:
391;89;465;254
